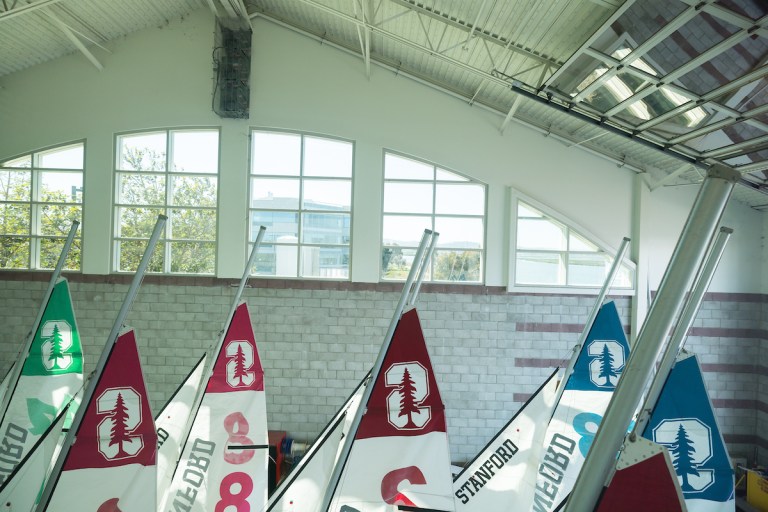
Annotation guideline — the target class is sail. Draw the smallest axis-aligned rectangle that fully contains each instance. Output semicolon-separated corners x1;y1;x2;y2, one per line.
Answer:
0;278;83;486
45;329;156;511
596;436;685;512
642;352;734;511
0;400;70;512
165;302;268;512
156;354;207;509
532;301;630;512
0;364;12;406
328;308;454;512
454;370;559;511
265;375;367;512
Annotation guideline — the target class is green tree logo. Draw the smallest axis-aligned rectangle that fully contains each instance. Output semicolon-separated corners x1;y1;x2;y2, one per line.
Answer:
40;320;73;372
47;324;65;370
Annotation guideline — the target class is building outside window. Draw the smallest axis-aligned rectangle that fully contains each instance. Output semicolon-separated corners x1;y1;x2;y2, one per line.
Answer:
0;142;84;270
114;129;219;274
382;152;486;283
249;130;353;278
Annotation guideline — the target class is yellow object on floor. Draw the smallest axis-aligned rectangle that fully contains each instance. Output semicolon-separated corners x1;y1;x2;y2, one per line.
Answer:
747;469;768;511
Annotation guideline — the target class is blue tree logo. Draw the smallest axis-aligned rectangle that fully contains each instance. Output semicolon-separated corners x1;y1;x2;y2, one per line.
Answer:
587;340;625;388
653;418;714;493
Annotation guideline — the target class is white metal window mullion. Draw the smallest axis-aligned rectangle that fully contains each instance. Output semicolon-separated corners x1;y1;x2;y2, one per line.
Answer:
29;155;41;269
430;163;437;281
297;135;305;278
163;131;172;273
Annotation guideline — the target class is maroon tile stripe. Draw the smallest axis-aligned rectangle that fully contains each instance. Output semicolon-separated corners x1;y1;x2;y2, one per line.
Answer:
688;327;766;339
513;393;533;402
700;363;758;374
724;434;768;450
515;358;565;368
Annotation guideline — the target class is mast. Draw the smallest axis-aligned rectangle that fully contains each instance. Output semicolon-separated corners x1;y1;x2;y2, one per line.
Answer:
35;215;166;512
550;236;630;411
169;226;267;472
632;226;732;437
320;229;436;512
565;165;739;512
0;220;79;423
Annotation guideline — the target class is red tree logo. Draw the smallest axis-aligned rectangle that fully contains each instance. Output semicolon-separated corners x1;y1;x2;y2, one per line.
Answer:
225;340;255;388
385;362;431;430
97;387;143;461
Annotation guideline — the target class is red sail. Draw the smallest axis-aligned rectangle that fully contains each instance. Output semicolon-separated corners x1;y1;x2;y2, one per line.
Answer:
206;303;265;393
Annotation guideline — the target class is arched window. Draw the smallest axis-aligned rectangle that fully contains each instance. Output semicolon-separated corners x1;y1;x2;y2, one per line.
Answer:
114;129;219;274
0;142;84;270
382;152;486;283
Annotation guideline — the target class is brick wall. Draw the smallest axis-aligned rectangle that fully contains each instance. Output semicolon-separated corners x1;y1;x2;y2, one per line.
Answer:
0;274;761;464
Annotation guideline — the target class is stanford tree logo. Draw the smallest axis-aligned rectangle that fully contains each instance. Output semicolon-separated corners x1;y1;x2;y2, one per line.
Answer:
97;387;144;461
652;418;714;493
225;340;255;388
385;362;431;430
41;320;74;372
587;340;625;388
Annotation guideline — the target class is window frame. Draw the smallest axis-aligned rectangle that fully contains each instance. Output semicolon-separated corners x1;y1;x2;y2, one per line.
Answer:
112;127;221;275
0;139;85;271
381;150;487;284
247;128;355;280
508;189;636;294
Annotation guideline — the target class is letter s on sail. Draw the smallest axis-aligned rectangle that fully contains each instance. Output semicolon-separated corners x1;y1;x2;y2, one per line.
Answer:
381;466;427;506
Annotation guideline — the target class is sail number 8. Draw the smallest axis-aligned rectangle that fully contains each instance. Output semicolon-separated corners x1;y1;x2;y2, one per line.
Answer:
216;412;255;511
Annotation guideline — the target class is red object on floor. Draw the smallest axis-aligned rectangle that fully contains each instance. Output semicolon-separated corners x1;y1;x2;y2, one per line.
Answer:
268;430;286;493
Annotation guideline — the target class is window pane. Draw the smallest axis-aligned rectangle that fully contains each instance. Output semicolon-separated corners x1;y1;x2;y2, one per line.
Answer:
40;205;81;236
434;217;484;249
569;233;598;252
382;215;432;247
254;243;298;277
0;204;30;233
38;144;83;169
170;208;216;240
435;168;468;181
435;184;484;215
117;174;166;206
517;218;566;250
303;180;351;211
615;264;634;288
568;253;610;286
518;202;543;218
251;132;301;176
116;240;164;273
171;131;219;174
516;252;564;285
171;176;217;207
0;237;29;268
117;207;166;238
383;182;433;213
2;156;31;168
40;172;83;203
118;132;166;171
433;250;481;282
0;171;31;201
250;178;300;210
303;137;353;177
301;246;349;278
40;238;81;270
382;247;425;280
302;213;350;245
170;242;215;273
384;154;433;180
250;211;299;243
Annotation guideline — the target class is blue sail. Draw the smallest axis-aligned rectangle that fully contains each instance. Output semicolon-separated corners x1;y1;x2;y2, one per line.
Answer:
642;352;735;511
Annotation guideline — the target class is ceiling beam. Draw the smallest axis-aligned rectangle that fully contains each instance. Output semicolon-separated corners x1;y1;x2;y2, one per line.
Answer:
386;0;558;67
0;0;64;22
650;163;692;190
500;95;522;134
543;0;637;89
701;133;768;159
43;9;102;70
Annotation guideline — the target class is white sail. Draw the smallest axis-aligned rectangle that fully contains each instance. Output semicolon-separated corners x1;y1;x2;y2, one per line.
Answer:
454;370;559;511
0;401;70;512
164;303;268;512
265;376;367;512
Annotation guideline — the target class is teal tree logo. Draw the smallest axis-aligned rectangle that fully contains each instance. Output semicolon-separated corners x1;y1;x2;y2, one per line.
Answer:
653;418;714;493
97;387;144;461
587;340;625;388
225;340;255;388
385;362;430;430
41;320;74;371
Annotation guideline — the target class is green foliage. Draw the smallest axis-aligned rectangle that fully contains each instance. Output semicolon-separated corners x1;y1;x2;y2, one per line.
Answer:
434;251;481;282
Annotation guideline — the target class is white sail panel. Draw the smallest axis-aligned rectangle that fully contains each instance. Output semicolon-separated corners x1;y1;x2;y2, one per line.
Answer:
166;303;268;512
454;371;558;511
156;355;207;509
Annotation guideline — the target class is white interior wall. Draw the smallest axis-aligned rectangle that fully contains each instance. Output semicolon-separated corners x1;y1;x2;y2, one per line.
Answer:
0;8;763;292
